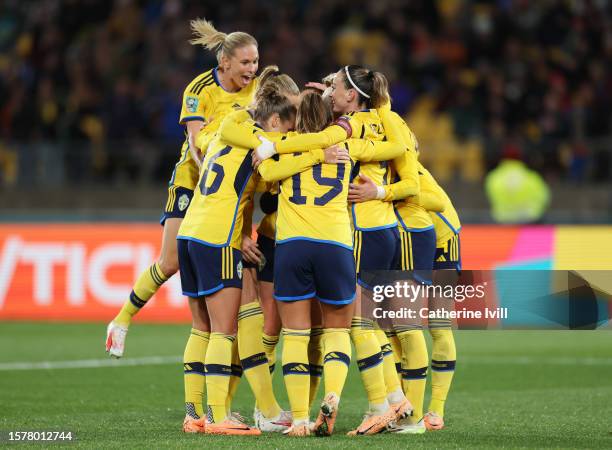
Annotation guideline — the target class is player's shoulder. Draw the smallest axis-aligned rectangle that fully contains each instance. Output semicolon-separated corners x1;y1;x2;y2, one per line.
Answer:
185;69;216;96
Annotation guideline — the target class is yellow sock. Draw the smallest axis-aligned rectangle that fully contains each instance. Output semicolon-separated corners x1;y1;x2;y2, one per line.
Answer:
281;328;310;422
226;338;242;416
183;328;209;418
397;329;428;423
308;327;324;409
262;332;279;374
351;317;387;407
238;301;280;418
386;330;403;375
321;328;351;397
374;329;402;399
205;332;234;423
429;328;456;418
114;262;168;325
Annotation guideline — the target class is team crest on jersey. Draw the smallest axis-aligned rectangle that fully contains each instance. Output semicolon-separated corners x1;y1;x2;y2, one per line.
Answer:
186;96;199;113
178;194;190;211
236;261;243;279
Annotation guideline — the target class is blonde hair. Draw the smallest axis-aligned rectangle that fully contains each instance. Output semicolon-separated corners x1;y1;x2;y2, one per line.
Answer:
253;82;296;124
296;91;333;133
189;18;257;64
340;65;390;109
322;72;336;87
255;65;300;104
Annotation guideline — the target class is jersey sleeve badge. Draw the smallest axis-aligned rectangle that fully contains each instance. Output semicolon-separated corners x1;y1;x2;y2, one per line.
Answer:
186;96;199;113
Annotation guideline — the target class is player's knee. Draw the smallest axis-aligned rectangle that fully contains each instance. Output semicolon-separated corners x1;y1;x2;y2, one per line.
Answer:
158;257;179;277
263;314;281;336
191;320;210;333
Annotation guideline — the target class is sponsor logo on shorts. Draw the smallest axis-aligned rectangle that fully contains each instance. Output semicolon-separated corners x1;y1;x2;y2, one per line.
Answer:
178;194;190;212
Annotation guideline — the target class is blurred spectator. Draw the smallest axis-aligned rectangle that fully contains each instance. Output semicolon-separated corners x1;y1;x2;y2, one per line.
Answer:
485;147;550;224
0;0;611;187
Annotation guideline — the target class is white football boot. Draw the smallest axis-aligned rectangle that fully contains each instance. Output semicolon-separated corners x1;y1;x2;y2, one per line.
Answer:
253;407;292;432
106;321;128;358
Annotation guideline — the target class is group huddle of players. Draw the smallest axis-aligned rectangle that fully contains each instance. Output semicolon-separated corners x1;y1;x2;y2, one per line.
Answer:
105;18;461;437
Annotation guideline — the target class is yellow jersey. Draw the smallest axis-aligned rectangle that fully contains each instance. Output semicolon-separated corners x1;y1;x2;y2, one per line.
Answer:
273;110;406;231
170;68;258;190
394;161;446;231
177;117;263;249
241;178;277;240
212;109;405;246
431;187;461;244
259;136;405;249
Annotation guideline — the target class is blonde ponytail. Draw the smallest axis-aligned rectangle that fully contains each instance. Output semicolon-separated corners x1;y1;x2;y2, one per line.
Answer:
189;18;257;64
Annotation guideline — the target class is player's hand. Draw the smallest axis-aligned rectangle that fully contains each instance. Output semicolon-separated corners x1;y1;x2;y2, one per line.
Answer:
324;145;350;164
348;173;383;202
305;81;327;92
253;136;276;167
242;235;263;265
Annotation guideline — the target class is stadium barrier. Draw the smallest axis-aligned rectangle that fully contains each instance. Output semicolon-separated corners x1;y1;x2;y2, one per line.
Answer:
0;224;611;322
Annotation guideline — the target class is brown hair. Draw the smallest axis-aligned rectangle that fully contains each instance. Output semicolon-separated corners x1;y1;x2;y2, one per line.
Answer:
256;65;300;103
189;18;257;64
296;91;334;133
253;82;296;124
341;65;390;109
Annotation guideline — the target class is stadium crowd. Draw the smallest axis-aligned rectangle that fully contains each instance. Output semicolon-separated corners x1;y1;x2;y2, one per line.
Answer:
1;0;611;186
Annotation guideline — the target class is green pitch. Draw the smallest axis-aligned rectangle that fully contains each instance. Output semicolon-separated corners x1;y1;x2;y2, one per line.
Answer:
1;323;611;449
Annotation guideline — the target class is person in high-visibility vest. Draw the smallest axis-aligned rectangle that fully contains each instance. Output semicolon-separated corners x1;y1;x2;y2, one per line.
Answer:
485;154;550;224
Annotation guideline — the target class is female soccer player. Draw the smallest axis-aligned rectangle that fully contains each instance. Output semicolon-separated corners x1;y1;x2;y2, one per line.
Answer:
251;91;406;436
176;80;300;435
232;69;300;433
106;18;259;359
349;116;461;433
252;66;415;435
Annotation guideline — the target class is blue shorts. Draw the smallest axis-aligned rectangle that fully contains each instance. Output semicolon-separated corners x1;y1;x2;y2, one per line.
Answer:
177;239;242;297
242;234;275;283
160;186;194;225
397;227;436;284
354;227;400;289
274;240;356;305
433;233;461;272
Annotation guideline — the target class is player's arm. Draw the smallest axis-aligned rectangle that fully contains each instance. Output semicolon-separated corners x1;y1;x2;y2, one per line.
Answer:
348;108;419;202
405;166;446;212
258;147;349;182
218;109;262;149
186;121;206;166
273;122;350;154
380;150;420;201
343;139;405;162
378;108;420;201
405;187;445;212
192;119;224;163
179;81;209;167
255;114;361;162
241;194;263;264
